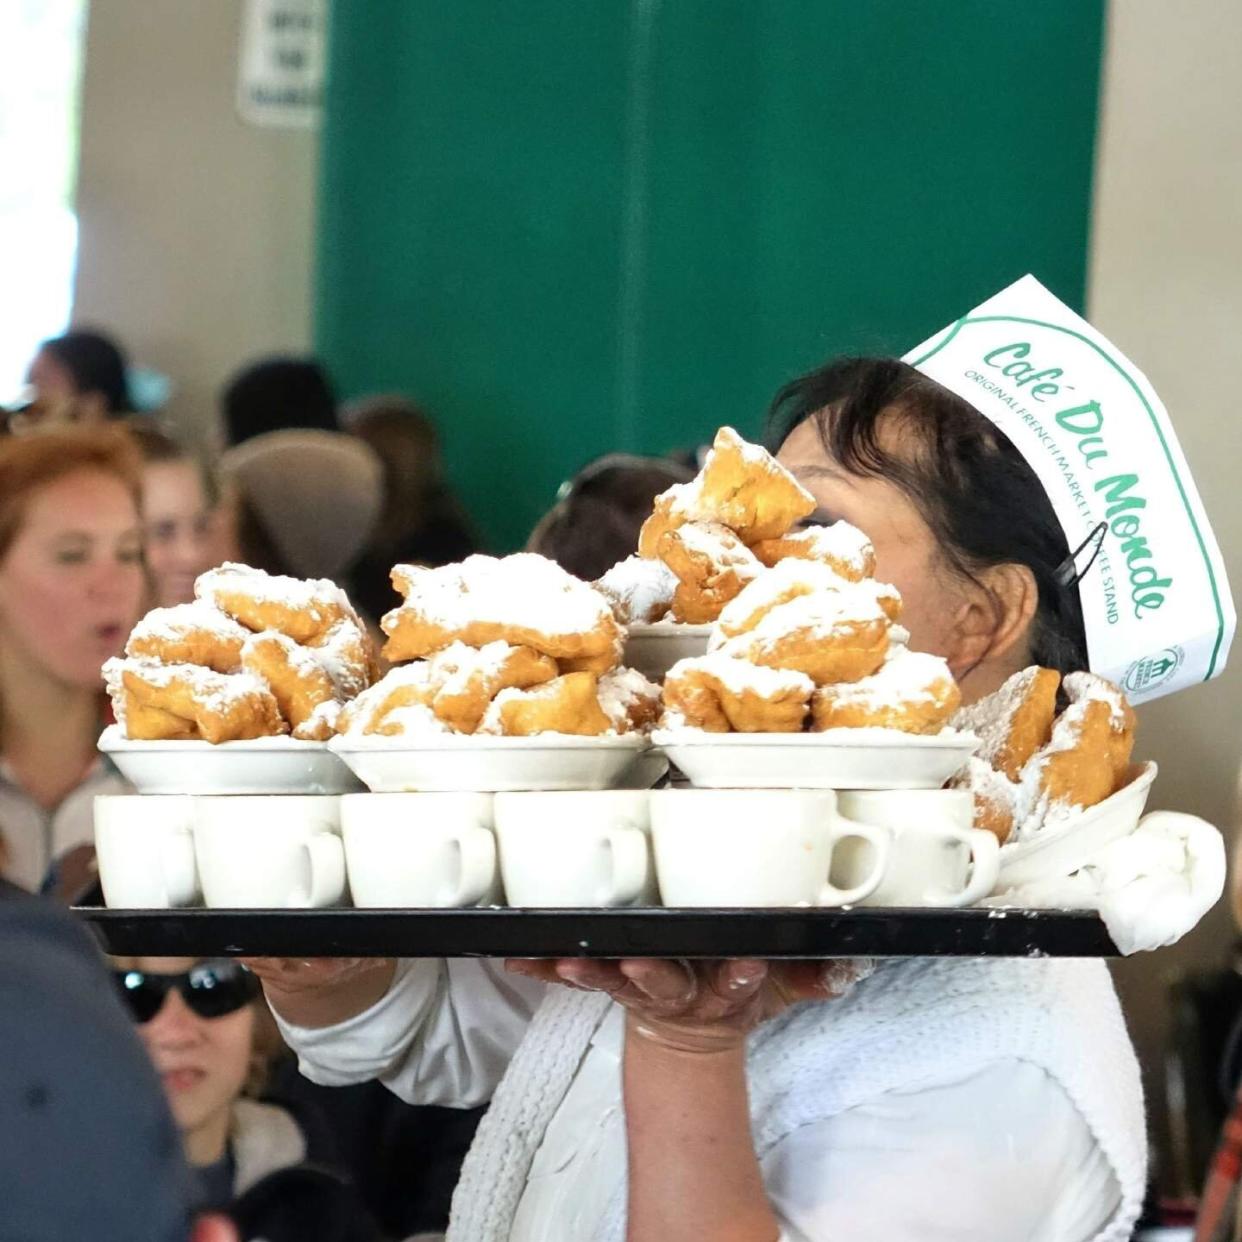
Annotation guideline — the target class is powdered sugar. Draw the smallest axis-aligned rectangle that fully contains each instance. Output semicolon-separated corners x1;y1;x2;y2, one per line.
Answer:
340;664;436;736
822;647;954;711
106;657;272;718
596;666;660;731
387;554;615;640
196;562;349;622
126;601;249;648
717;590;888;660
772;523;875;575
595;556;677;624
430;640;519;694
666;652;815;699
953;667;1043;767
667;521;762;574
1063;671;1130;728
659;427;813;522
311;618;373;698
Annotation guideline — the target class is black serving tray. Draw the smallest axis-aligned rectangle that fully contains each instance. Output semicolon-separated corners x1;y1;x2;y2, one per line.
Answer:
76;906;1116;959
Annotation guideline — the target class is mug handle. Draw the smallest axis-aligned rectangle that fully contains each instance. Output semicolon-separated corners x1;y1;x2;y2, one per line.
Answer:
818;817;892;906
437;828;497;908
159;831;199;907
596;828;649;907
922;827;1001;907
300;834;347;908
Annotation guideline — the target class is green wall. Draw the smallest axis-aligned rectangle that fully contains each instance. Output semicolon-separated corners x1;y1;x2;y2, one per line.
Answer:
316;1;1105;550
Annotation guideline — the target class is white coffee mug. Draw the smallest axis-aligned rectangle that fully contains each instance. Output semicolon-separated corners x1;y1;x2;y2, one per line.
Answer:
493;790;652;907
342;793;497;908
193;796;347;909
649;789;890;908
836;789;999;908
95;795;199;909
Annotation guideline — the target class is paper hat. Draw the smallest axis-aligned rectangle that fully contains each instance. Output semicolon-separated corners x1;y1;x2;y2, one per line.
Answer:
904;274;1234;704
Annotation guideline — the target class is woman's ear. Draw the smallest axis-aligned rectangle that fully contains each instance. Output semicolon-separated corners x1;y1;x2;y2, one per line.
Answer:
945;562;1039;681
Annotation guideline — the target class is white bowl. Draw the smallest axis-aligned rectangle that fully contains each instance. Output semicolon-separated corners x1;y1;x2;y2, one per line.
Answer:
99;724;363;795
624;622;712;682
652;727;979;790
996;761;1158;889
328;733;652;793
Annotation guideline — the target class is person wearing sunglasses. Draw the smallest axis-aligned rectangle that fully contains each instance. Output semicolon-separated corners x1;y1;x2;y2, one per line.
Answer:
114;956;383;1242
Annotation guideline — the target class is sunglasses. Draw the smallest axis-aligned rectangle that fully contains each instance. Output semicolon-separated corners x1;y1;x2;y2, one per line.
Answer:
113;961;260;1024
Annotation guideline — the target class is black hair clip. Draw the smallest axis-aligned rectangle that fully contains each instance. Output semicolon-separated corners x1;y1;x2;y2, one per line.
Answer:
1054;521;1108;588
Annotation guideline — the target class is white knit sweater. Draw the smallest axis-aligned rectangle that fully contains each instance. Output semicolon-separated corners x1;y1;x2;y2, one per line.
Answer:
446;957;1145;1242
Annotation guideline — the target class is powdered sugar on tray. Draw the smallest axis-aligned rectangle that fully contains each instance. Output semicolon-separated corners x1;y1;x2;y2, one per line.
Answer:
596;556;677;624
387;554;615;638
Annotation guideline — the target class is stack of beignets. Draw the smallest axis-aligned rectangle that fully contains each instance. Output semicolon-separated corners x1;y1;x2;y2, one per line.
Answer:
950;667;1137;844
597;427;852;627
661;556;960;737
104;564;377;743
345;553;660;739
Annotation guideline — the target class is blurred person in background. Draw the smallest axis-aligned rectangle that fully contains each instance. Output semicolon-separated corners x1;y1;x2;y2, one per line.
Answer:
526;452;695;581
222;356;338;448
7;327;136;432
1;884;242;1241
0;426;146;891
116;955;382;1242
127;418;221;607
216;428;382;600
341;394;480;620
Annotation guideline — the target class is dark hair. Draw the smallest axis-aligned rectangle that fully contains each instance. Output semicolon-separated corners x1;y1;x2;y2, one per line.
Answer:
342;394;481;621
766;357;1087;674
222;357;337;447
528;454;696;581
39;329;132;415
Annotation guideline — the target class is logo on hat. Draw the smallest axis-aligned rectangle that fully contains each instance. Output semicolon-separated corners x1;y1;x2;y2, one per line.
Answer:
1123;647;1185;696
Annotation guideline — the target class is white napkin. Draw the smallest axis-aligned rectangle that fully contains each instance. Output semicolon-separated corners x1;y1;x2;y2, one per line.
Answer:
988;811;1225;955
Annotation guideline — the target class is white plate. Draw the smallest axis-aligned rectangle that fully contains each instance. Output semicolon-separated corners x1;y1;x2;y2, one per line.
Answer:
328;733;652;793
996;761;1158;889
652;727;979;790
98;725;363;795
624;622;712;682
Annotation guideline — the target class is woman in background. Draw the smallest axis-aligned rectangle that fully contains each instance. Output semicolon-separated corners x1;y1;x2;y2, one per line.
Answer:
127;418;220;607
0;426;146;889
13;328;135;431
525;452;694;581
342;395;479;621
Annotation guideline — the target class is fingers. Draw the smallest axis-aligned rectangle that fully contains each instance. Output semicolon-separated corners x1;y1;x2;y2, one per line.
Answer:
618;958;697;1005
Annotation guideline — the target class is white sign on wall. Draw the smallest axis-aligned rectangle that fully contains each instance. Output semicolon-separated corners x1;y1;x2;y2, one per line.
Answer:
237;0;325;129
